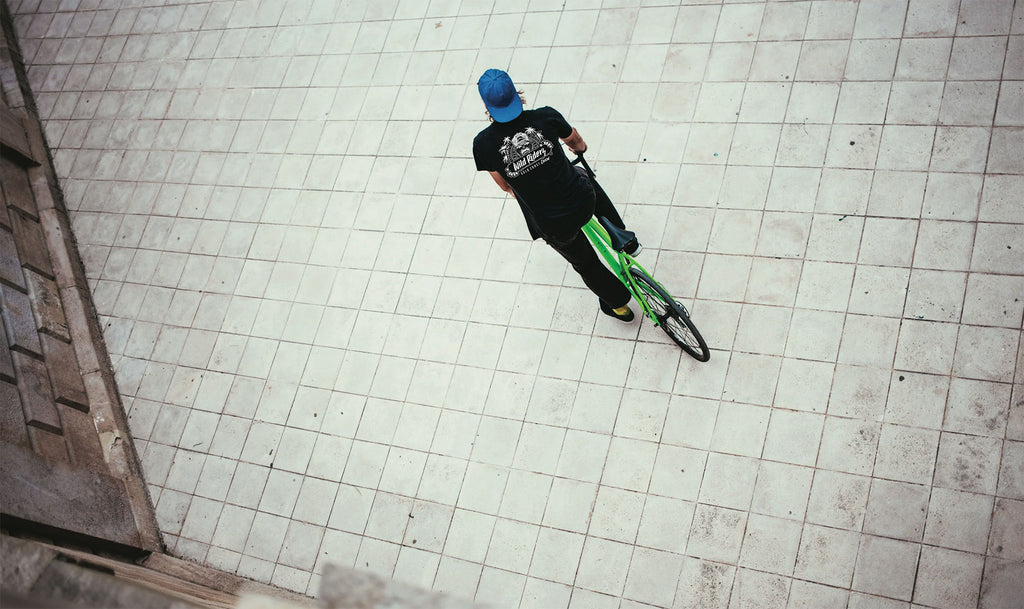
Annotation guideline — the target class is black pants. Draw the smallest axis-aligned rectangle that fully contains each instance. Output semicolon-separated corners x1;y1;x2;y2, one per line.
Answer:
542;171;631;309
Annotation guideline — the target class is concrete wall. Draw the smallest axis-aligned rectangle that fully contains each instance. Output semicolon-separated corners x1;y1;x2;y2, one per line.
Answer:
1;0;160;553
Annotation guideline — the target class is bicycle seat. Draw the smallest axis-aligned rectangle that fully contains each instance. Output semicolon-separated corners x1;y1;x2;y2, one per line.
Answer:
598;216;637;253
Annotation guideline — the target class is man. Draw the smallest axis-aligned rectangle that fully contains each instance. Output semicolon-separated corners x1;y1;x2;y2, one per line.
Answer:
472;69;639;322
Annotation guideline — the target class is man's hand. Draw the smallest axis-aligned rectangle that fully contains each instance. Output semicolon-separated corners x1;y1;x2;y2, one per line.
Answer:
562;128;587;154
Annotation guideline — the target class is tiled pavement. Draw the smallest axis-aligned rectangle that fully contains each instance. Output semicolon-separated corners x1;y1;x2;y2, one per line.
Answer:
8;0;1024;607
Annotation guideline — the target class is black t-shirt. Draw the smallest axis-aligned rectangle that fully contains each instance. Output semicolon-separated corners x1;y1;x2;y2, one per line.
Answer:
473;107;595;238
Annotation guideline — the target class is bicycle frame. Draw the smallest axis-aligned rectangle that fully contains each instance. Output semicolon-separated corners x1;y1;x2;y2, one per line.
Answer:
571;152;674;326
580;217;663;325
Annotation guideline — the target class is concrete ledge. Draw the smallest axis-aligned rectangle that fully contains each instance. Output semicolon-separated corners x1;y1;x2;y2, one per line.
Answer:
3;534;490;609
0;534;58;593
0;2;162;553
2;535;312;609
1;443;142;552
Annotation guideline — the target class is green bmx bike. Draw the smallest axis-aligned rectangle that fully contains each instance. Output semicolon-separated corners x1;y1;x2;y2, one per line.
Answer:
574;154;711;362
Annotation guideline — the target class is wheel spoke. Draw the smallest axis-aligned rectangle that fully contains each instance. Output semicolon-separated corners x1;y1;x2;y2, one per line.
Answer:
629;267;710;362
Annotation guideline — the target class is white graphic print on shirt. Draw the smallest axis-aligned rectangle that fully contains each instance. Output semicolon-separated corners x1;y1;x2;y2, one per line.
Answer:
500;127;554;178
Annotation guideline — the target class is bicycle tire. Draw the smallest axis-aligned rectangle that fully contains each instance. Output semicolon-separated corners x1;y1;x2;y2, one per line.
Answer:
629;266;710;362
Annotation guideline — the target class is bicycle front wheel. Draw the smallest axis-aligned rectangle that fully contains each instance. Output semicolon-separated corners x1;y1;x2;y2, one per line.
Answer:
629;267;710;361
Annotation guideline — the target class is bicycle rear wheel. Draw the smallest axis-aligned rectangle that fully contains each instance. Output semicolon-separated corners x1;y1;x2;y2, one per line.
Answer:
629;267;710;361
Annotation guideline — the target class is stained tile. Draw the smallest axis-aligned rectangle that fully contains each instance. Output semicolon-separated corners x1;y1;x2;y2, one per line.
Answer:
913;546;984;609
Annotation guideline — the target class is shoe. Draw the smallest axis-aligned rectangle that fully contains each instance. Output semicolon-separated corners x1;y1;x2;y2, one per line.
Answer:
600;300;635;322
623;238;642;256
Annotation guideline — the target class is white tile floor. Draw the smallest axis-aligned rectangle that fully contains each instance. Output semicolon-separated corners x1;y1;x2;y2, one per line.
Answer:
9;0;1024;607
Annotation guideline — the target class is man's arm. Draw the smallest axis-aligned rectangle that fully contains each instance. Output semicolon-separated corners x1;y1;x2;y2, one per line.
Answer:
489;171;514;195
561;127;587;154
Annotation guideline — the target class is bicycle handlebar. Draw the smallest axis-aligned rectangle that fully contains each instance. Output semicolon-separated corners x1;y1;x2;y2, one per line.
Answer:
570;152;595;177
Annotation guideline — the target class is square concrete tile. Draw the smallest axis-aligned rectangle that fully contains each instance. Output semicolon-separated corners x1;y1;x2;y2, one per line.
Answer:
851;536;920;601
913;546;984;609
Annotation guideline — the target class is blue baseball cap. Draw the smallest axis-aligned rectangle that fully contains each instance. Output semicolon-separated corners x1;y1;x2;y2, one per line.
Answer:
477;69;523;123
